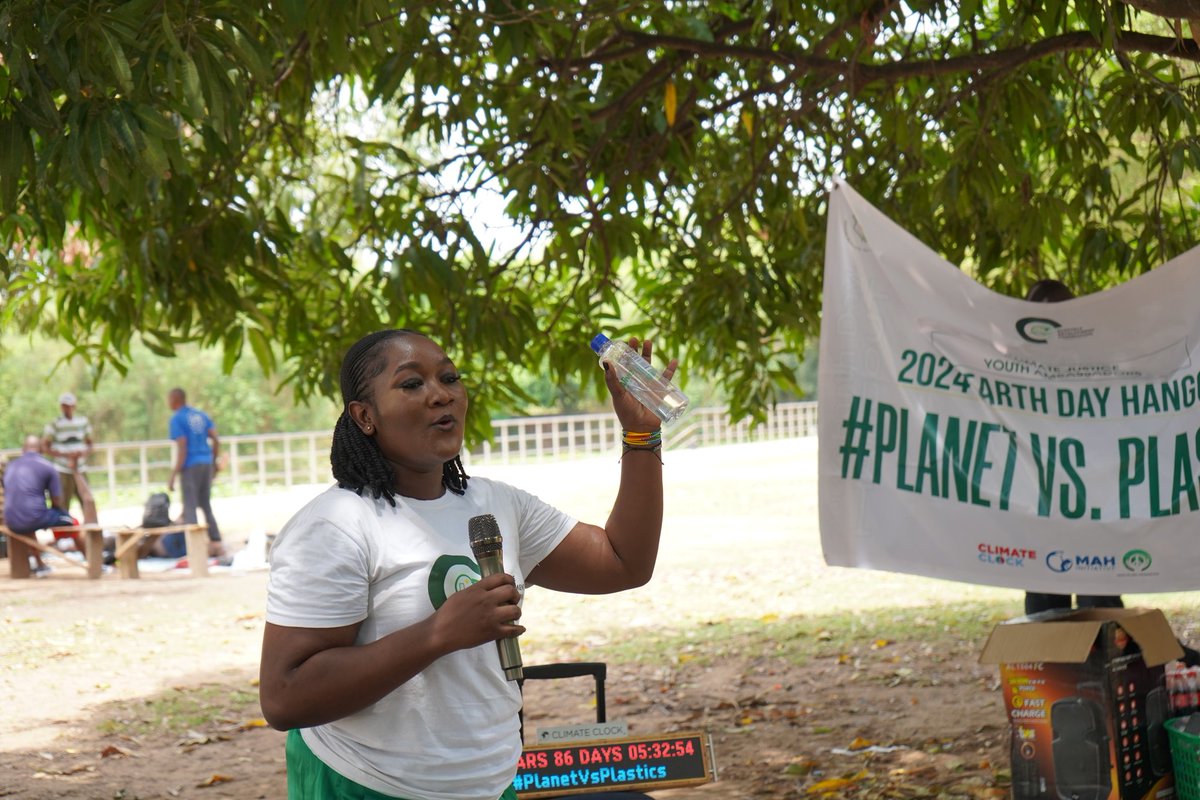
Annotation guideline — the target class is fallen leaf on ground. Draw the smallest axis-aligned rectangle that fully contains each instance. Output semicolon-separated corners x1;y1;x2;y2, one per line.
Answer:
784;758;819;776
31;764;94;776
832;744;906;756
196;774;234;787
178;731;230;749
806;770;868;794
100;745;132;758
889;764;936;779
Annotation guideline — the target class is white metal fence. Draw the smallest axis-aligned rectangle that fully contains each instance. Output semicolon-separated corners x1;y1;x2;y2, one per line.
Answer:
1;402;817;506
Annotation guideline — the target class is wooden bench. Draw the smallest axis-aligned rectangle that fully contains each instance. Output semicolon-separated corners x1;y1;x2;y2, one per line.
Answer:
112;523;211;578
1;524;107;578
1;523;211;579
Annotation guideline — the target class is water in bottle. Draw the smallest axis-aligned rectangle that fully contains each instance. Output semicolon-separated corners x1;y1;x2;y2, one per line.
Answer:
590;333;689;426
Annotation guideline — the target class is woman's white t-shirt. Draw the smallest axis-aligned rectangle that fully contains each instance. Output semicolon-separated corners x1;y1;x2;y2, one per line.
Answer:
265;477;575;800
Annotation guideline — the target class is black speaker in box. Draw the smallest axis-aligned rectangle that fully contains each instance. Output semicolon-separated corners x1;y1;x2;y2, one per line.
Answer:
980;607;1183;800
1051;694;1111;800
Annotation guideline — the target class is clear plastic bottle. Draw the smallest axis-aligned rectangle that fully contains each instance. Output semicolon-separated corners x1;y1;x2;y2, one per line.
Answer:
590;333;689;426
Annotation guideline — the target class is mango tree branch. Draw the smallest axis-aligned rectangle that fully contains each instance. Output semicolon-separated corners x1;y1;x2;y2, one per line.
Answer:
612;28;1200;86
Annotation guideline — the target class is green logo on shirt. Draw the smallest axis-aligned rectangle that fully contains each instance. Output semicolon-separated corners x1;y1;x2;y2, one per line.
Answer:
428;555;481;609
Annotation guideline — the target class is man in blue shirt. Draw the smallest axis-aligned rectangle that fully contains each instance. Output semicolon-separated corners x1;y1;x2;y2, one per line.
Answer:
165;388;224;559
3;435;76;573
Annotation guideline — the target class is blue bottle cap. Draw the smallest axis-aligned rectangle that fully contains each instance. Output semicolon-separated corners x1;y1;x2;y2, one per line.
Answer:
589;333;610;354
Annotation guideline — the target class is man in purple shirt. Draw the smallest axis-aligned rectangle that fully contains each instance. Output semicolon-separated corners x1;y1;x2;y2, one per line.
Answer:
3;435;75;573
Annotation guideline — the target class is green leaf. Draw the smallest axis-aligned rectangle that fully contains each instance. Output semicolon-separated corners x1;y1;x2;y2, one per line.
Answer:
140;133;169;177
192;48;225;138
222;326;244;374
97;26;134;94
106;106;139;156
1169;146;1184;182
248;327;275;374
132;105;180;140
0;117;30;212
214;23;272;85
160;11;186;57
181;55;204;117
371;51;415;102
85;115;110;192
142;333;177;357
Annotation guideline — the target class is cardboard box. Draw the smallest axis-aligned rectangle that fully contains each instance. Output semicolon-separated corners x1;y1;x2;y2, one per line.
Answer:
980;608;1183;800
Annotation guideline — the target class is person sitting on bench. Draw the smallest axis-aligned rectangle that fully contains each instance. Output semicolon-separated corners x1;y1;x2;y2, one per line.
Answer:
2;435;76;575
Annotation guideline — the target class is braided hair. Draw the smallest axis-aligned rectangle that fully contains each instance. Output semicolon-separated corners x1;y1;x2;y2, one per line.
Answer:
330;329;470;505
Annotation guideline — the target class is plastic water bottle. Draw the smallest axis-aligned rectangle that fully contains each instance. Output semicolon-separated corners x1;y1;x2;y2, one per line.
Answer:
590;333;689;426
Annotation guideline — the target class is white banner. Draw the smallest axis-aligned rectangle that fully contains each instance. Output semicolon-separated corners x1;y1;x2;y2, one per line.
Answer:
818;180;1200;593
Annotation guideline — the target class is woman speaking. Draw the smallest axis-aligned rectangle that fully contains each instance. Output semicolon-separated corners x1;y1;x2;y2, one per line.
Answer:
259;328;677;799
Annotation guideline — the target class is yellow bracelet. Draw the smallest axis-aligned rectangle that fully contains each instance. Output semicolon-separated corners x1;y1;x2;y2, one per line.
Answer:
622;429;662;447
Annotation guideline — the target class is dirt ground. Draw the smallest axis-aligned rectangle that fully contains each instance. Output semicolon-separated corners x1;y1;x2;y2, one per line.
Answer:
2;440;1194;799
0;569;1009;800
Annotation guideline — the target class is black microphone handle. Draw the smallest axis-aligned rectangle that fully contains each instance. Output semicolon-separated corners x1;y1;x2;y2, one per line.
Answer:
475;550;524;681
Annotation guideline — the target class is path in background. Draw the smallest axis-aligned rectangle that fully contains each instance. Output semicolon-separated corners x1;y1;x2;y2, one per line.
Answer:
132;435;1025;615
94;436;833;549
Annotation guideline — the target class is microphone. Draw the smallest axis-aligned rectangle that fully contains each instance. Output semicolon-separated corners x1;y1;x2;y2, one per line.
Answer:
468;513;524;681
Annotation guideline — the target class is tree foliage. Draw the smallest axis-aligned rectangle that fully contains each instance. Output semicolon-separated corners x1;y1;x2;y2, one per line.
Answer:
2;1;1199;429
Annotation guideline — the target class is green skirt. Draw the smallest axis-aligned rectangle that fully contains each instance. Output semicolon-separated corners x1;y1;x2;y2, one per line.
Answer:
286;729;520;800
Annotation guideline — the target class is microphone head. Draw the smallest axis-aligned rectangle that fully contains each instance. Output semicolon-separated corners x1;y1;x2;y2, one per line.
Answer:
468;514;503;557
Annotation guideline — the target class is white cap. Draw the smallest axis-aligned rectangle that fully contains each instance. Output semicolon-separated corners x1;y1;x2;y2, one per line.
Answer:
59;392;77;406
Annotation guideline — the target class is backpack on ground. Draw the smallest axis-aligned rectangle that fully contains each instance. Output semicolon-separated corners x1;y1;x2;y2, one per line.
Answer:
142;492;171;528
136;492;174;559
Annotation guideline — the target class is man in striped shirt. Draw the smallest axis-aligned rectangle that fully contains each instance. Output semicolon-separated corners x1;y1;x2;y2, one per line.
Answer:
41;391;94;520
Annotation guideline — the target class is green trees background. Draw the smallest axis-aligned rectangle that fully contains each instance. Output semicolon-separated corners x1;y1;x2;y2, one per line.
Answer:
0;334;340;447
0;332;813;447
2;1;1198;432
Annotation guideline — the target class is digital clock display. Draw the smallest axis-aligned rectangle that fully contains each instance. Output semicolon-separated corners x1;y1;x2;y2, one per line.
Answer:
513;732;712;798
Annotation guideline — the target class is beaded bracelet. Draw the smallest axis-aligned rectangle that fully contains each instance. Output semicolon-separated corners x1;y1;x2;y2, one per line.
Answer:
622;429;661;448
621;429;663;462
